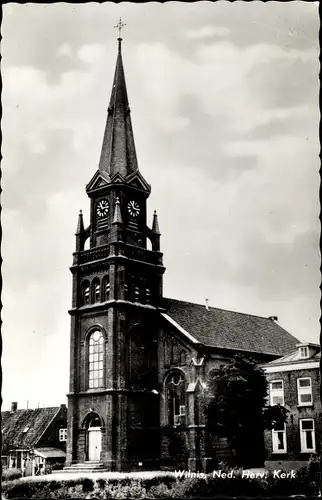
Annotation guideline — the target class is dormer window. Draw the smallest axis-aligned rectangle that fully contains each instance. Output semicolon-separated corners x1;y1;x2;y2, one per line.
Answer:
300;346;309;358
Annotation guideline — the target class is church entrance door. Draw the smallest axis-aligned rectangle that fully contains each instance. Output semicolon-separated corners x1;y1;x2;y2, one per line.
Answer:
87;417;101;461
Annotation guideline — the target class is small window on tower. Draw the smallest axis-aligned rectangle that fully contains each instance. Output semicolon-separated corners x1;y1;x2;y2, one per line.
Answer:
82;282;90;305
103;275;110;301
92;279;100;303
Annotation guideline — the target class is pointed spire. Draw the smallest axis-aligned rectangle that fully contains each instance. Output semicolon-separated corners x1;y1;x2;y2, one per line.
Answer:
152;210;160;234
113;197;123;224
76;210;84;234
98;33;138;178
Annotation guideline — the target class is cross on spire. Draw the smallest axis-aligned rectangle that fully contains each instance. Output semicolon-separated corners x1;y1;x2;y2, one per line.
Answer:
114;17;126;38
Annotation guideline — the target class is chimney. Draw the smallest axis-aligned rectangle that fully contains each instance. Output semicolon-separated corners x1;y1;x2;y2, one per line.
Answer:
268;316;278;322
205;299;210;312
11;402;18;412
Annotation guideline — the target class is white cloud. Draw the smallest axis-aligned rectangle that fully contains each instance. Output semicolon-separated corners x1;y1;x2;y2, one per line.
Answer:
185;25;231;39
77;43;106;64
57;42;73;58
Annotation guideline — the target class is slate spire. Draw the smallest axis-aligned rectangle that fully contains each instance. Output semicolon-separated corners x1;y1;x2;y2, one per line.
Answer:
98;37;138;178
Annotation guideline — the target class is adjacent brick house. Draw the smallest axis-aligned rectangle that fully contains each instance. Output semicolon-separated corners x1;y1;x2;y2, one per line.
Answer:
65;36;300;473
1;403;67;476
263;342;321;469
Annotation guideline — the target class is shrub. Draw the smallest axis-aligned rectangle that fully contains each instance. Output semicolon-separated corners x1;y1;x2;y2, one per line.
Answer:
149;481;171;498
2;468;22;481
96;478;106;490
81;478;94;493
44;464;52;475
2;463;321;499
4;480;33;499
51;461;65;471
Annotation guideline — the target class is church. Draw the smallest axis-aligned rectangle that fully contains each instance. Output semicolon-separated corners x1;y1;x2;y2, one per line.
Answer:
65;32;299;473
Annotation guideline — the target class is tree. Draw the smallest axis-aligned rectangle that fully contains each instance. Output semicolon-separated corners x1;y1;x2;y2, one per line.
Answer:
206;354;288;467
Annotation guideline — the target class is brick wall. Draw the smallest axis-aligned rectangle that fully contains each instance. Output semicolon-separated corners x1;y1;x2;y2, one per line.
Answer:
265;367;321;461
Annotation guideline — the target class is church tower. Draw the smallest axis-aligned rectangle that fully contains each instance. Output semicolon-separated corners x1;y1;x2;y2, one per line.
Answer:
66;31;165;471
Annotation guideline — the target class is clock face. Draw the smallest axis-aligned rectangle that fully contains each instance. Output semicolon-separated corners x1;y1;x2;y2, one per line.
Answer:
127;200;140;218
96;199;109;218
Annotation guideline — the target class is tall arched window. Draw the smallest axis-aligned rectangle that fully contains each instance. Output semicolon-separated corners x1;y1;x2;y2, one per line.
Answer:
165;372;186;427
92;279;100;303
88;330;104;389
82;281;90;305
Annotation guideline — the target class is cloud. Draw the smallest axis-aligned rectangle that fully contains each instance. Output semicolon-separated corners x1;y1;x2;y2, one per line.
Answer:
77;43;106;64
57;42;73;58
1;2;319;410
185;25;231;39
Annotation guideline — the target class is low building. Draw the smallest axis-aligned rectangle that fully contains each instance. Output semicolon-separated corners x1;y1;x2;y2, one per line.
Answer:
263;342;321;469
1;403;67;476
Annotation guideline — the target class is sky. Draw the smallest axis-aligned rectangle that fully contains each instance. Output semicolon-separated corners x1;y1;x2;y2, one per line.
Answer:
2;2;320;410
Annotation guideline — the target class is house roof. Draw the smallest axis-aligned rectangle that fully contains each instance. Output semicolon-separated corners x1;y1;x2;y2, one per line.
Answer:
162;298;299;357
35;447;66;459
1;406;62;449
266;348;321;366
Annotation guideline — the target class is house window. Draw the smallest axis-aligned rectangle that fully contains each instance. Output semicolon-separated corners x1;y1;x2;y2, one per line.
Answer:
300;419;315;452
59;428;68;442
272;423;287;453
88;330;104;389
300;346;309;358
165;372;186;427
297;377;313;406
92;279;100;303
270;380;284;406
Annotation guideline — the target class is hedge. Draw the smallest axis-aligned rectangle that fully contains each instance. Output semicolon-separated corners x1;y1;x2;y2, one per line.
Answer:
2;456;320;498
1;468;22;482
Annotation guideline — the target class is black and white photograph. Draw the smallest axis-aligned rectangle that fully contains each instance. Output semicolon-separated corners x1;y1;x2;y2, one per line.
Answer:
1;1;320;497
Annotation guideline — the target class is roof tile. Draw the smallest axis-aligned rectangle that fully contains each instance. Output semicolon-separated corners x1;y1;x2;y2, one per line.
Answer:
1;407;60;449
163;298;298;356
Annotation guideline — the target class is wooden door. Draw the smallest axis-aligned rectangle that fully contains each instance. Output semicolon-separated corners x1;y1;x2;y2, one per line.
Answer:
88;428;101;461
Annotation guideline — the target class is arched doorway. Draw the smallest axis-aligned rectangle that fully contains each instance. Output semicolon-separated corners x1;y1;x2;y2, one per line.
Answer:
87;415;102;462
